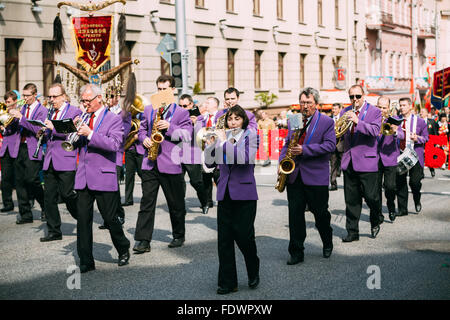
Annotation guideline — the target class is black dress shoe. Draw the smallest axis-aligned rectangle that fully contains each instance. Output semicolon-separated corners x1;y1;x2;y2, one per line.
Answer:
133;240;151;254
217;287;238;295
371;225;380;239
121;202;133;207
201;206;209;215
342;234;359;242
397;211;408;217
415;202;422;213
40;234;62;242
117;216;125;225
286;255;304;265
168;237;185;248
118;251;130;266
40;212;46;222
323;246;333;258
16;219;33;225
0;206;14;213
262;159;271;167
98;224;109;230
248;275;260;289
207;201;214;208
80;265;95;273
389;211;396;222
329;185;338;191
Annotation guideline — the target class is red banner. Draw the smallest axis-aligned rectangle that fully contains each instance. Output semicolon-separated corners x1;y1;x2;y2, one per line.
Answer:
72;16;113;72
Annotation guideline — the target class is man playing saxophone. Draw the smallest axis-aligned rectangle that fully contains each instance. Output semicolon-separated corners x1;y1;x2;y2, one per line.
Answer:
279;87;336;265
39;83;82;242
133;75;192;254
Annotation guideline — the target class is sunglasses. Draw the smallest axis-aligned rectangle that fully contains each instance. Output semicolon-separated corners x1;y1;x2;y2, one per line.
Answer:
47;94;63;99
180;104;190;108
349;95;362;100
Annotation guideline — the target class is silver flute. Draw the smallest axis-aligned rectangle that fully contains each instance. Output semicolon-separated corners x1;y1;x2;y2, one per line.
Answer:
61;112;90;151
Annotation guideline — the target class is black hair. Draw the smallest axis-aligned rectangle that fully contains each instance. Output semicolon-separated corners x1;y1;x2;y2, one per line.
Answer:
23;83;38;95
224;87;240;98
399;97;412;105
179;94;193;103
156;75;175;88
4;90;18;101
225;105;249;130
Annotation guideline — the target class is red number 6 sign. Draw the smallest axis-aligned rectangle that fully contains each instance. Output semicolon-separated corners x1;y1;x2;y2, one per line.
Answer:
425;135;449;169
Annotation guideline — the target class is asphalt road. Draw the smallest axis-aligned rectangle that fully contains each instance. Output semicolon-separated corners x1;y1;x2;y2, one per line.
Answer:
1;164;449;300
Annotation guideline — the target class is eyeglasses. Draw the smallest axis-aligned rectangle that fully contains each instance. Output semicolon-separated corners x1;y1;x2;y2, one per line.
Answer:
299;101;315;106
349;95;362;100
80;95;99;104
47;94;63;99
22;94;33;97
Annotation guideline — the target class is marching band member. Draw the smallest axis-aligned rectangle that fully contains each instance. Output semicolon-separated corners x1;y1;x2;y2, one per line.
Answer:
376;96;400;222
280;87;336;264
40;83;81;242
123;128;144;207
197;97;221;209
178;93;209;215
216;88;258;130
395;98;429;216
341;85;383;242
8;83;47;224
133;75;192;254
204;105;260;294
329;103;344;191
74;84;130;273
0;91;19;212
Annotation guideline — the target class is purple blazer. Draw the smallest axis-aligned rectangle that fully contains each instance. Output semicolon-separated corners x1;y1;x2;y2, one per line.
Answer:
139;104;192;174
74;108;124;192
279;110;336;186
116;110;132;166
340;102;382;172
215;108;258;131
396;114;429;167
378;118;401;167
43;104;82;171
205;129;258;201
0;103;48;161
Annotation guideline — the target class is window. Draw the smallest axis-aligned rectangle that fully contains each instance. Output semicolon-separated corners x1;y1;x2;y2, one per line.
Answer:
335;0;339;28
253;0;260;16
197;46;208;90
195;0;205;7
161;57;170;76
226;0;234;13
277;0;283;20
298;0;304;23
42;41;55;95
319;55;325;88
300;54;306;88
119;41;135;88
254;50;262;89
5;39;22;92
278;52;286;89
227;49;236;88
318;0;323;25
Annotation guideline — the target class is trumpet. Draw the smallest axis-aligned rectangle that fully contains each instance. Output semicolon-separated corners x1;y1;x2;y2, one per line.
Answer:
61;113;90;151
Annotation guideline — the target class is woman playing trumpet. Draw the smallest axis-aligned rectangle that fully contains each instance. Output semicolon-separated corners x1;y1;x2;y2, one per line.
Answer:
204;105;260;295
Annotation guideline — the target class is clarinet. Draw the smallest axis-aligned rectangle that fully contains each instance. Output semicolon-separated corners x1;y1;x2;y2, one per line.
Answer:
33;102;54;159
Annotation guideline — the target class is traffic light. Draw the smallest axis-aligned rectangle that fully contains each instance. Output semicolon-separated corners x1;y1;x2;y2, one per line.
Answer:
170;51;182;88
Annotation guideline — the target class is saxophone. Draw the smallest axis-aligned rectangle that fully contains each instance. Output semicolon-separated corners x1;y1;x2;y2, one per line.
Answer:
275;129;301;193
147;105;166;161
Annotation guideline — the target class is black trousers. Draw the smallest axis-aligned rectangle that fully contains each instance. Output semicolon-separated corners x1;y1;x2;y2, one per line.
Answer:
217;188;259;289
1;150;16;209
124;148;143;204
135;166;186;242
203;168;220;205
76;187;130;267
43;162;78;236
343;161;381;235
14;143;44;220
116;165;125;220
286;173;333;258
182;164;208;207
329;150;342;187
396;162;424;214
377;161;397;214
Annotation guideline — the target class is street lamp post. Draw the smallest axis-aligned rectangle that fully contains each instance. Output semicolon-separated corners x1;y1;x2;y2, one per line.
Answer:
175;0;189;95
